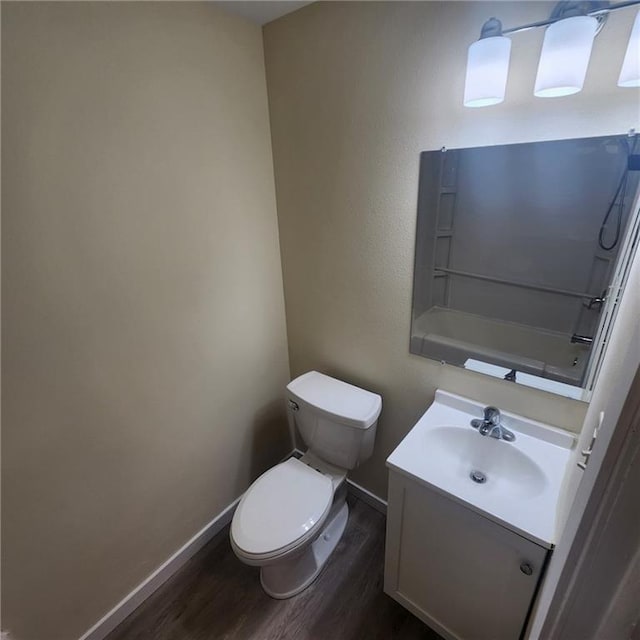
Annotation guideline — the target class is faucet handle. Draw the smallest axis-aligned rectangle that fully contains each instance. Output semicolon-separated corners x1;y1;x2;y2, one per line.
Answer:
483;406;501;425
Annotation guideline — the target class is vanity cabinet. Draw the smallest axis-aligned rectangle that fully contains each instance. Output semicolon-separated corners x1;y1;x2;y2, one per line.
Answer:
384;471;548;640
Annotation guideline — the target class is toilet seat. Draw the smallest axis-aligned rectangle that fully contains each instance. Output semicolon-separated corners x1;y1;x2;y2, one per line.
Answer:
231;458;333;561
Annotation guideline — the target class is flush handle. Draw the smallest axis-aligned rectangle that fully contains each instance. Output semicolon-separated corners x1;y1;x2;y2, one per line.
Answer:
520;562;534;576
288;400;299;412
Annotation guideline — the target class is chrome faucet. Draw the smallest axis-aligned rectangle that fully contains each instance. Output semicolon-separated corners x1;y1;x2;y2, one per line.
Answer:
471;406;516;442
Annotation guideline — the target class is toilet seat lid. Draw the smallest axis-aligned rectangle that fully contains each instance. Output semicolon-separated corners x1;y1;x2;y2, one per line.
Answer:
231;458;333;556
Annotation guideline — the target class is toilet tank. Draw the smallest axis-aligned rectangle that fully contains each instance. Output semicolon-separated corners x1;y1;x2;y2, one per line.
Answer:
286;371;382;470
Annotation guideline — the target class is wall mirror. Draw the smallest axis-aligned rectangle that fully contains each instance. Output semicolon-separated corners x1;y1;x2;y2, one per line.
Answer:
410;133;640;400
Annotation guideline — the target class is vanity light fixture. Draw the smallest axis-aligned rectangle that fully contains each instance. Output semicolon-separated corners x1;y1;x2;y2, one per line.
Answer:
464;0;640;106
618;9;640;86
534;14;598;97
464;18;512;107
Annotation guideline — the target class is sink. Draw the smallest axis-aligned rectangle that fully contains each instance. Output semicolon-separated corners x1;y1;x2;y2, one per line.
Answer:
422;426;547;499
386;390;575;547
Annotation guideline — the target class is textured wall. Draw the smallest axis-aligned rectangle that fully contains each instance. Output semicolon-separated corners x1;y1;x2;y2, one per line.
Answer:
264;0;639;499
2;3;289;639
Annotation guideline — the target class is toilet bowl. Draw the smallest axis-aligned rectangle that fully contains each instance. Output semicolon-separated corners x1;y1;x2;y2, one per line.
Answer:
230;371;382;598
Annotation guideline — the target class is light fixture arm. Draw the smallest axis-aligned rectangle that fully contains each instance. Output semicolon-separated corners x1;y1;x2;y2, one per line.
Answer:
464;0;640;107
497;0;639;36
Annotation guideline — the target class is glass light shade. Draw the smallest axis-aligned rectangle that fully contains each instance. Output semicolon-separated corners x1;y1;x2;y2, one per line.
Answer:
618;10;640;87
464;36;512;107
534;16;597;98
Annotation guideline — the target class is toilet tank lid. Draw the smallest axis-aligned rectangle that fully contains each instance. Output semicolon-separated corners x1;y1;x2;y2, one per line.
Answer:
287;371;382;429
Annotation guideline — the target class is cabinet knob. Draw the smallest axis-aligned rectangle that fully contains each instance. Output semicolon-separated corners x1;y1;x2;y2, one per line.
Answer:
520;562;534;576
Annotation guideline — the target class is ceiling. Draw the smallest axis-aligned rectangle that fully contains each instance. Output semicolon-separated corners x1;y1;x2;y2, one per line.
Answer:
215;1;313;25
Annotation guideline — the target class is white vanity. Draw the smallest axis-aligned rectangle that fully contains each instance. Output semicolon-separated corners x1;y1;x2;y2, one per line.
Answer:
384;391;575;640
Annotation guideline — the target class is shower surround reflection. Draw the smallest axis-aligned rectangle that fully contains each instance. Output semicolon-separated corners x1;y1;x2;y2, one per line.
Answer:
410;134;640;398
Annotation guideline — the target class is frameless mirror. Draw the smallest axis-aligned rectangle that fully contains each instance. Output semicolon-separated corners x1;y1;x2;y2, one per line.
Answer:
410;134;640;400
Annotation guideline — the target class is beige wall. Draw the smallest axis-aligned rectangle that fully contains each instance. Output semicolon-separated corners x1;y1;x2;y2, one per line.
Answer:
2;3;289;639
264;0;639;499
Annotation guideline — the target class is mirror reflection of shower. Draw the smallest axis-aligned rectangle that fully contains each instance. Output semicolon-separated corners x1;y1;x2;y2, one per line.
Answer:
410;133;640;399
598;134;638;251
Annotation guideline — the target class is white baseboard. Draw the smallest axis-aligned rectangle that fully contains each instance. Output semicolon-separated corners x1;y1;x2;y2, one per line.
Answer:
78;497;241;640
346;479;388;515
77;451;386;640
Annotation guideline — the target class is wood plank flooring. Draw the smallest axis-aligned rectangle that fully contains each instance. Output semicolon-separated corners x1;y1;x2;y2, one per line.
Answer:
106;497;443;640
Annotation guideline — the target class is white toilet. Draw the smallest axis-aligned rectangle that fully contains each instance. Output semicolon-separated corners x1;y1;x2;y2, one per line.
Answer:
230;370;382;599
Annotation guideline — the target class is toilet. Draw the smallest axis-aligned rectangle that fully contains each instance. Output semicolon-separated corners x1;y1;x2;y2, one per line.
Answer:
230;370;382;599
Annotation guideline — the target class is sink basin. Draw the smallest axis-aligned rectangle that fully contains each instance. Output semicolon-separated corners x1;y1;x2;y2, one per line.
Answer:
422;426;547;500
386;390;575;547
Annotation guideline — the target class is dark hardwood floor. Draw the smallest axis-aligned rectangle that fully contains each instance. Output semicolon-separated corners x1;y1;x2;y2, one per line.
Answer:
106;497;443;640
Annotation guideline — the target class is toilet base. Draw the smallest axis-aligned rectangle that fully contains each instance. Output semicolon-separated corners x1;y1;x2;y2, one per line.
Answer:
260;498;349;599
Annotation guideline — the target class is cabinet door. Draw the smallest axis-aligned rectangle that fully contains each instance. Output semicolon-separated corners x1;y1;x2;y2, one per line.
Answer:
385;473;547;640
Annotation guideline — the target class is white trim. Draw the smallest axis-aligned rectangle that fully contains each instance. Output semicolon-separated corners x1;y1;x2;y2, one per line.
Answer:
346;479;388;515
78;497;241;640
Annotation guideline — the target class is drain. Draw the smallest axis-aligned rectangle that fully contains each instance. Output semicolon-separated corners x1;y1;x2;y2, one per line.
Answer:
470;470;487;484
